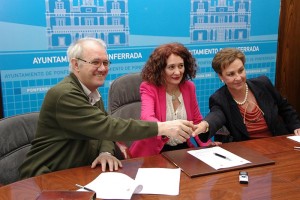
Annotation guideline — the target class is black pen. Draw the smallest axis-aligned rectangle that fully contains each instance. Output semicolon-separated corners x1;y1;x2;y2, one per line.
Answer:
214;153;231;161
75;184;94;192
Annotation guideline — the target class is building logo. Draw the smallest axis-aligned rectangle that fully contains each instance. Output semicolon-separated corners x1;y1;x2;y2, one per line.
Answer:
45;0;129;49
190;0;251;43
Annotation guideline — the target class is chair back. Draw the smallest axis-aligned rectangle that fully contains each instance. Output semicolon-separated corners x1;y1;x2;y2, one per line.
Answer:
0;112;39;185
108;73;142;120
108;73;142;158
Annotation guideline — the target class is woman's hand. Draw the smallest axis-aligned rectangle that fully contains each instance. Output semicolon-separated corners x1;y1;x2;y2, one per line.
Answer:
192;120;209;137
294;128;300;136
207;141;222;147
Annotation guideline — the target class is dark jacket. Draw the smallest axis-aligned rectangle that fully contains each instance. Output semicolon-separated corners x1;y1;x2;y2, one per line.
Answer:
200;76;300;142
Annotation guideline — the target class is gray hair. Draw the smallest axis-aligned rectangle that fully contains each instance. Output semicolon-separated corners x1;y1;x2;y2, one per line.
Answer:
67;37;107;72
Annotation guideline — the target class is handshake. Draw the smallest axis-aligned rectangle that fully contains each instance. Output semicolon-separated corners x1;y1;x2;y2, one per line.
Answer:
157;120;209;144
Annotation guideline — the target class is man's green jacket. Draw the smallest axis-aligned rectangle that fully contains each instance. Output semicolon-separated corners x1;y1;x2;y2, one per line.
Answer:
19;73;157;179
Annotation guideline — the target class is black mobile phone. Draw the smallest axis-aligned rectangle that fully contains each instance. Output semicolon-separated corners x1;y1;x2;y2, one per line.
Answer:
239;171;248;184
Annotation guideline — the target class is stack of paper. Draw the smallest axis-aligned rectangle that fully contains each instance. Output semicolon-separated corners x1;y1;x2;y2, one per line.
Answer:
79;168;181;199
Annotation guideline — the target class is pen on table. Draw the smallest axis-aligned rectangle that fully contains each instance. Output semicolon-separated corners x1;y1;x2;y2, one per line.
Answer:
294;146;300;150
214;152;231;161
75;184;94;192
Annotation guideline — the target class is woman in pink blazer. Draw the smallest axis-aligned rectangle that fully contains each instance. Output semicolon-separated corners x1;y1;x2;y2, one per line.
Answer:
129;43;219;158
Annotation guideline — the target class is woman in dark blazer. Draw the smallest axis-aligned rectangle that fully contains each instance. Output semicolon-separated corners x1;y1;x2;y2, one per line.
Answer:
197;48;300;143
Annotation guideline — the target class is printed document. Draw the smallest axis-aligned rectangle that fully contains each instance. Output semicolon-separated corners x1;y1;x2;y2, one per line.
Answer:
79;168;181;199
188;146;251;170
135;168;180;195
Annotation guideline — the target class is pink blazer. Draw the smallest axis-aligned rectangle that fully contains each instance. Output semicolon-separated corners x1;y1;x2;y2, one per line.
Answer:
129;81;210;158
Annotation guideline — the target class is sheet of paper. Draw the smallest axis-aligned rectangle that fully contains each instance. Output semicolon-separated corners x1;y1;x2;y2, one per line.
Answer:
188;146;251;170
134;168;181;195
78;168;181;199
287;135;300;143
80;172;142;199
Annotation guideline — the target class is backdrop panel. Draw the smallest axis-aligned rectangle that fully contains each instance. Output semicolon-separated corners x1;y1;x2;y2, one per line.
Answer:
0;0;280;117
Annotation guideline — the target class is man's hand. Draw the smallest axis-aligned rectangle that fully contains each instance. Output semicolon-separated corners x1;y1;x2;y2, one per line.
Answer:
166;137;183;146
157;120;195;143
192;120;210;137
91;152;122;172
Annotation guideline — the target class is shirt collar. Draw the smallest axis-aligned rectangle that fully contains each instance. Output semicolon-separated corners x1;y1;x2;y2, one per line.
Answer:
78;81;101;105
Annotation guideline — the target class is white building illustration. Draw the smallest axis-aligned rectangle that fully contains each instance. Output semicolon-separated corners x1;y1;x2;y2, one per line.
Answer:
45;0;129;49
190;0;251;43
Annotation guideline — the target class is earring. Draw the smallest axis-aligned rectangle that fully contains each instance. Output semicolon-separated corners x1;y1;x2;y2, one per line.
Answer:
221;79;224;83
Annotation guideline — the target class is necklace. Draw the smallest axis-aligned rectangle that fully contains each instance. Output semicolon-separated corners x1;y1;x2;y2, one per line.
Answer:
234;83;248;105
242;100;265;124
168;88;179;101
172;92;176;101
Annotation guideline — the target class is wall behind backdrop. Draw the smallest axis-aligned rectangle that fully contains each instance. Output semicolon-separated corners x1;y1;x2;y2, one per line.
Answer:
0;0;280;118
276;0;300;116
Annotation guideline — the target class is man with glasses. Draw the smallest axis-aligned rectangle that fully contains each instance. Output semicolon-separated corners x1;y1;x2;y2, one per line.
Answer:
19;37;197;179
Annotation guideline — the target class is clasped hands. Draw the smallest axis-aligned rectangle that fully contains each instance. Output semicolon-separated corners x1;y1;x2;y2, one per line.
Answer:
158;120;209;144
90;120;212;172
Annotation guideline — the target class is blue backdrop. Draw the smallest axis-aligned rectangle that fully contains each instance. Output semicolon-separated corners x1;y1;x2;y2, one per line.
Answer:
0;0;280;117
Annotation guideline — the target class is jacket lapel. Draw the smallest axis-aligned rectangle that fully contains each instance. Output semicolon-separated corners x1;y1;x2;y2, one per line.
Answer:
180;84;191;120
225;87;249;137
158;86;167;121
69;73;92;104
247;80;272;128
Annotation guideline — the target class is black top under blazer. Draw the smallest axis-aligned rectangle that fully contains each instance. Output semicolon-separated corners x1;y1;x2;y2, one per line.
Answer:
200;75;300;143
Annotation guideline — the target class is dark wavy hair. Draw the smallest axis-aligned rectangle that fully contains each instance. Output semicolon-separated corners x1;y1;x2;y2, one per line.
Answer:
141;43;198;86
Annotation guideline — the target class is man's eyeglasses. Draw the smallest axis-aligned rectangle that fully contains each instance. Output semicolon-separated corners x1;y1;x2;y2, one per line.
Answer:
76;58;111;68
